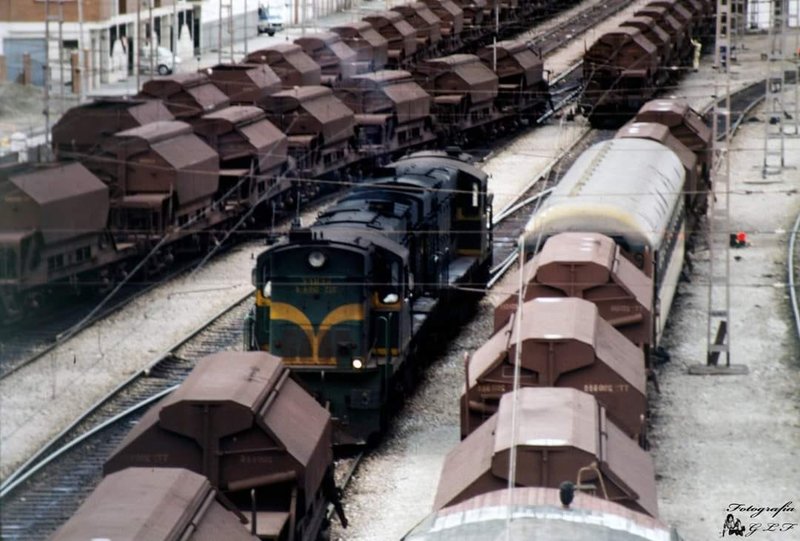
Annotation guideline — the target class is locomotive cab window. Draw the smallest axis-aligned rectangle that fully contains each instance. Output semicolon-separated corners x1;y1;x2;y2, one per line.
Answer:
376;258;402;304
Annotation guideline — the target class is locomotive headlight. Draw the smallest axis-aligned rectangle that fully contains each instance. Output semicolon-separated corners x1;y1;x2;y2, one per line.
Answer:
308;251;326;268
352;358;364;370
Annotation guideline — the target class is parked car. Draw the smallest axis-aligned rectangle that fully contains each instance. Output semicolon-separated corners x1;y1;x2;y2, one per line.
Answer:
139;45;182;75
258;3;286;36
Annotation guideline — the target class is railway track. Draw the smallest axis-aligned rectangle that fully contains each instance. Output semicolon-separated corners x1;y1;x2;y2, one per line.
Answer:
0;255;228;379
0;295;251;540
0;3;682;537
0;0;618;379
3;72;773;541
704;71;796;138
525;0;634;57
488;126;617;284
488;66;776;287
789;212;800;344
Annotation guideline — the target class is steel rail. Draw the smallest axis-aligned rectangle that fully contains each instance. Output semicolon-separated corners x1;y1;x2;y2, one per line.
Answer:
0;258;217;381
326;451;365;524
0;288;254;496
488;252;519;289
0;15;596;502
788;212;800;342
0;385;177;499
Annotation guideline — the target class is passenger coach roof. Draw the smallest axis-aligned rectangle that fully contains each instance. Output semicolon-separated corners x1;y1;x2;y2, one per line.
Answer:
524;138;684;252
404;488;675;541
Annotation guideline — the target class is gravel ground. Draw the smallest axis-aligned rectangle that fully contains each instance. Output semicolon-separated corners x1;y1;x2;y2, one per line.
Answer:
328;28;800;541
330;300;496;540
676;32;777;113
0;0;646;483
0;242;256;479
484;0;654;212
0;202;331;479
6;9;796;541
650;88;800;539
326;3;667;538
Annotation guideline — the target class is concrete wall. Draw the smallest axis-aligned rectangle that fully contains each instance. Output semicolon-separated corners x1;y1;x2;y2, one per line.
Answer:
200;8;260;53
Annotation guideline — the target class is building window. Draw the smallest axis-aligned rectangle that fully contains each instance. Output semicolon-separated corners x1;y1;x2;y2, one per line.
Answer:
0;247;17;279
48;254;65;272
75;246;91;263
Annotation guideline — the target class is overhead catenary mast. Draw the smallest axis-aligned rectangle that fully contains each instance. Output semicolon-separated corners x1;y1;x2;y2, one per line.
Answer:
149;0;155;79
136;0;141;90
219;0;235;63
172;0;178;72
77;0;85;100
689;0;748;376
762;0;798;177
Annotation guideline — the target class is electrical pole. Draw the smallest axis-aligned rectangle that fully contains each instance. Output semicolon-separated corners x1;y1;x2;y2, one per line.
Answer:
172;0;178;71
77;0;85;100
762;0;798;177
149;0;155;79
493;0;498;71
136;0;141;89
219;0;235;64
689;0;747;376
58;0;64;115
44;0;51;152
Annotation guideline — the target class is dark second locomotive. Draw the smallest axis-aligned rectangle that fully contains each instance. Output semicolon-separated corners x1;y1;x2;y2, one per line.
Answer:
246;150;492;442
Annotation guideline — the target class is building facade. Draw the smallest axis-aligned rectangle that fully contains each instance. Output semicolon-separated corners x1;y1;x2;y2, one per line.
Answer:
0;0;198;87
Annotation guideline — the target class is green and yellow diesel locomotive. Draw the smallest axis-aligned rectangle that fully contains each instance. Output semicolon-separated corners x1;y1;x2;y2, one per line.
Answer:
245;151;492;443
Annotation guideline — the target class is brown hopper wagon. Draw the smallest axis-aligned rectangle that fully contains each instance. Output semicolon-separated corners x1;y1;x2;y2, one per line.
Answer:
104;352;339;541
295;32;361;83
193;106;290;209
419;0;464;44
262;86;356;179
139;72;230;120
443;388;658;517
206;63;283;106
245;44;323;88
463;296;647;441
98;120;219;243
335;70;435;155
362;11;419;67
50;468;259;541
391;2;443;52
477;39;547;115
330;21;390;72
494;233;653;347
52;97;174;158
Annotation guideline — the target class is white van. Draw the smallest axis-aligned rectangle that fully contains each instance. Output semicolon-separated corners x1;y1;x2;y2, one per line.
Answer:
258;3;287;37
139;46;182;75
